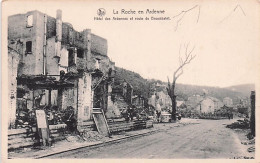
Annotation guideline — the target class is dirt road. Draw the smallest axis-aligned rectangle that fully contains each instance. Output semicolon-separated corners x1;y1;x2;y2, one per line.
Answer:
46;119;251;159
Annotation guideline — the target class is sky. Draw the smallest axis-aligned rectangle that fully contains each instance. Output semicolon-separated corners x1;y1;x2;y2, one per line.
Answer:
2;0;260;88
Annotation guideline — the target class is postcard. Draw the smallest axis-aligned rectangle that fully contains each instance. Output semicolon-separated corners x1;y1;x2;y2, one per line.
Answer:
2;0;259;162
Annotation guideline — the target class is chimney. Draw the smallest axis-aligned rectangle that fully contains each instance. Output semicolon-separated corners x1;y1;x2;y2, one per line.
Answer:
83;29;92;70
55;9;62;58
56;9;62;42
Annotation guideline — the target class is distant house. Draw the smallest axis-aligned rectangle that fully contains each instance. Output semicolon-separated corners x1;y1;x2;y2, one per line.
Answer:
186;95;203;109
148;94;156;107
185;94;223;114
148;90;171;110
195;97;215;113
156;91;172;109
223;97;233;107
208;97;224;110
221;105;233;112
176;100;184;107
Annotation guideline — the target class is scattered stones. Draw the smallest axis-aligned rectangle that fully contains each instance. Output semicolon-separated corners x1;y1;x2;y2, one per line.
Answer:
226;119;250;129
65;136;80;142
118;131;126;135
82;131;105;142
23;148;31;151
241;141;248;145
247;146;255;153
248;138;255;144
234;156;254;159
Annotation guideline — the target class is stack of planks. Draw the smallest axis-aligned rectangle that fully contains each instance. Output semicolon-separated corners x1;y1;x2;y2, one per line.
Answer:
8;124;67;151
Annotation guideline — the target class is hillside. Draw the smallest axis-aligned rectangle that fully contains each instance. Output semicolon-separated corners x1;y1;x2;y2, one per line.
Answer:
114;67;151;98
224;84;255;97
114;66;254;103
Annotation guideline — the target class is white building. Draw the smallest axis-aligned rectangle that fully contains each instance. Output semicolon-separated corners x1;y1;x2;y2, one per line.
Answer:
196;97;215;113
223;97;233;107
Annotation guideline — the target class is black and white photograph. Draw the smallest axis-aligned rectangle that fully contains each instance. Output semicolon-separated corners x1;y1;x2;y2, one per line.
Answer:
1;0;259;161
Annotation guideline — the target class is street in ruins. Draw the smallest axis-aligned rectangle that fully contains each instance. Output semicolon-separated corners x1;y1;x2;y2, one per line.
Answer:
45;118;253;159
6;6;257;161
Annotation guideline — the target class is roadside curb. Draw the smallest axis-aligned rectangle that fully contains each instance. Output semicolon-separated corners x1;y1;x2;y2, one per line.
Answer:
35;128;159;159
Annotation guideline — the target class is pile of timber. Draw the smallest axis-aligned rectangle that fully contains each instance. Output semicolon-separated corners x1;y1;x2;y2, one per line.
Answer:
108;119;153;133
8;124;67;151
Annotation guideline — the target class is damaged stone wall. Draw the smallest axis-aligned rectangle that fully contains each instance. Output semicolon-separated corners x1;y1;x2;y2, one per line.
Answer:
77;73;92;129
46;16;56;39
106;84;121;118
34;11;45;75
9;10;109;76
8;49;20;128
8;11;40;75
58;47;69;73
60;87;77;111
8;10;114;133
46;37;60;76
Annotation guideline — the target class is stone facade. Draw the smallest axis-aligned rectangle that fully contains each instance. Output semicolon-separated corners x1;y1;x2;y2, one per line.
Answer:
8;48;20;128
8;10;115;129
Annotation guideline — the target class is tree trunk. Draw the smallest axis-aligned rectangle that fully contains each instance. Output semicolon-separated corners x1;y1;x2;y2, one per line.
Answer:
171;95;176;121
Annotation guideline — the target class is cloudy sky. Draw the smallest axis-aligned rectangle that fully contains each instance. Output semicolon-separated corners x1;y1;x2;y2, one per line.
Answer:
3;0;260;87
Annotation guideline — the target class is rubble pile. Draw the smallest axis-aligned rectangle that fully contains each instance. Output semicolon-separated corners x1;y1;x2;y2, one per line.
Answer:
234;156;254;159
248;138;255;144
247;146;255;153
241;138;255;145
82;131;105;142
65;135;81;142
226;119;250;129
246;132;255;140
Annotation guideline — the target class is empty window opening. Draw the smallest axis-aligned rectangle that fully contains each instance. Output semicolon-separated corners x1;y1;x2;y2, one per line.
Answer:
95;58;100;70
27;15;33;27
68;49;75;66
26;41;32;54
77;49;84;58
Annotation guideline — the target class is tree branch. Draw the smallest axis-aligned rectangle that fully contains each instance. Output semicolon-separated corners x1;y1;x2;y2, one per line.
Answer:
173;43;196;82
173;5;200;31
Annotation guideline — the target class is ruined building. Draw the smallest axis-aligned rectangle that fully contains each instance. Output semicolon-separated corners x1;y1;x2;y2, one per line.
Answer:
8;10;115;130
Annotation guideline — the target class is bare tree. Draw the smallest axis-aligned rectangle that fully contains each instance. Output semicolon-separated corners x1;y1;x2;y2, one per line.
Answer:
167;43;196;121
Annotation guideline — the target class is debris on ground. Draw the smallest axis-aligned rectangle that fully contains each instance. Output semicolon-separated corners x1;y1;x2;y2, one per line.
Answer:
241;141;248;145
246;132;254;140
241;138;255;145
65;135;81;142
23;148;31;151
226;119;250;129
82;131;105;142
117;131;126;135
248;138;255;144
233;156;254;159
247;146;255;153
